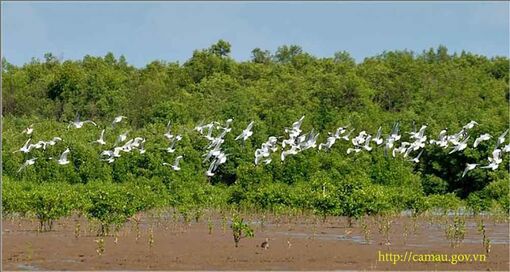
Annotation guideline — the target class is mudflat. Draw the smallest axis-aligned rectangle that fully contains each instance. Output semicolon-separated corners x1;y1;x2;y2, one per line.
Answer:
2;214;509;270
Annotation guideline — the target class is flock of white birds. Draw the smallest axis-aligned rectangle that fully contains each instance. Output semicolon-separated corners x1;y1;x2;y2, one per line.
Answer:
12;115;510;178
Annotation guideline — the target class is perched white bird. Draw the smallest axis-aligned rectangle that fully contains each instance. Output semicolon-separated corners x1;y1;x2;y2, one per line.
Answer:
22;124;34;135
112;115;127;127
18;158;37;173
57;148;70;165
94;129;107;145
235;121;254;142
473;133;491;148
462;163;478;177
163;155;183;171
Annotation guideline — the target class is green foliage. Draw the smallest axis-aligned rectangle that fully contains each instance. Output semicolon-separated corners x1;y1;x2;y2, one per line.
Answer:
230;213;254;247
2;43;509;218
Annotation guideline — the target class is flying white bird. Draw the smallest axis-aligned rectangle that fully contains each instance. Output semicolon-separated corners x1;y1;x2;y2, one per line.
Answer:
112;115;127;127
363;135;373;151
347;147;362;154
94;129;107;145
462;163;479;177
45;137;63;148
463;120;478;130
13;139;33;154
235;121;254;142
341;129;355;141
115;131;130;145
281;145;299;161
68;115;97;129
57;148;70;165
449;136;470;154
481;162;499;171
17;158;37;173
489;149;502;164
22;124;34;135
372;127;384;145
162;135;182;153
163;155;183;171
473;133;491;148
409;149;424;163
206;160;216;177
319;135;337;151
496;129;509;148
503;144;510;153
164;121;174;140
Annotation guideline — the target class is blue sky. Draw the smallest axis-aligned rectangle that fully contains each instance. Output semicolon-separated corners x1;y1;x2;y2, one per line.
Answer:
2;1;508;67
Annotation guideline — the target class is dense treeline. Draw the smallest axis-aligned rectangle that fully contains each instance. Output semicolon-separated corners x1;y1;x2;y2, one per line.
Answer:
2;41;509;220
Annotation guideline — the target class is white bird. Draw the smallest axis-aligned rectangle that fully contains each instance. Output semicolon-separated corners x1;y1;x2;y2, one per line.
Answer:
389;122;401;141
112;115;127;127
410;125;427;141
496;129;509;148
473;133;491;148
481;162;499;171
218;118;234;133
281;145;299;161
319;135;337;151
341;129;355;141
68;115;97;129
29;141;46;150
489;149;502;164
462;163;479;177
22;124;34;135
163;135;182;153
13;139;33;154
45;137;63;148
503;144;510;153
164;121;174;140
408;149;424;163
285;116;305;135
94;129;107;145
17;158;37;173
430;128;449;148
115;130;130;145
463;120;478;130
363;135;373;151
332;126;348;139
235;121;254;142
347;147;361;154
372;127;384;145
163;155;183;171
449;136;470;154
206;160;216;177
57;148;70;165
